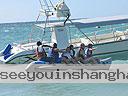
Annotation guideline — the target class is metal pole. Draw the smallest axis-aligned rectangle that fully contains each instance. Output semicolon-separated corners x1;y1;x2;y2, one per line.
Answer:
38;0;44;10
43;0;50;11
48;0;55;9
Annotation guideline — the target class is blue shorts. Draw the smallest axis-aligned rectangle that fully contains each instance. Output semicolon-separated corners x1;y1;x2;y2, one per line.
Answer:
55;58;62;63
39;57;54;63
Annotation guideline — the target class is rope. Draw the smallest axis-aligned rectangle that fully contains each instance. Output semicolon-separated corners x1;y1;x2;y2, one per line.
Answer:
70;19;94;44
38;0;44;10
48;0;55;9
42;16;49;35
69;26;72;44
36;13;40;22
43;0;50;11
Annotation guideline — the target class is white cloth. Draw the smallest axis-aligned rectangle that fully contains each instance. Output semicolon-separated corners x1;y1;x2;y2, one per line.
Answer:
48;48;52;57
70;50;74;56
84;48;88;57
37;46;43;53
63;52;72;59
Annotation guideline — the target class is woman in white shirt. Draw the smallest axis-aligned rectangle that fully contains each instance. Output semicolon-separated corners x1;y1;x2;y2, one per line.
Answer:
62;47;77;64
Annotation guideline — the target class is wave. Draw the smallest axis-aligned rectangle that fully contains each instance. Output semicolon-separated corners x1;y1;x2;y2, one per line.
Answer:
4;29;9;33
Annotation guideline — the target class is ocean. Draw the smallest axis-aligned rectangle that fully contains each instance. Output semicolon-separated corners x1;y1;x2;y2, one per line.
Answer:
0;84;128;96
0;21;128;96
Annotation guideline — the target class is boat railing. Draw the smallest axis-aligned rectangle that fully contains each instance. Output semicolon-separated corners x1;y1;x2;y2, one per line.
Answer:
12;23;128;50
67;24;128;45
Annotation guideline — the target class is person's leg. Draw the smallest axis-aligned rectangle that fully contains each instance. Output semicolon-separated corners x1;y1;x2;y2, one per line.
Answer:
94;57;100;64
85;57;97;64
70;58;78;64
62;57;69;64
40;57;54;64
56;58;62;63
46;57;55;64
76;57;85;64
90;57;98;64
73;57;80;64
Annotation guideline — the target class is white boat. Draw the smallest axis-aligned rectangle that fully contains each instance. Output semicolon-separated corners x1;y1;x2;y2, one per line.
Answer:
0;0;128;64
25;63;111;72
25;57;112;72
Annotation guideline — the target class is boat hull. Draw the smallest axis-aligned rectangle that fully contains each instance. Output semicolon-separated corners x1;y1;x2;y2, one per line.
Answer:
0;39;128;64
93;39;128;56
25;64;111;72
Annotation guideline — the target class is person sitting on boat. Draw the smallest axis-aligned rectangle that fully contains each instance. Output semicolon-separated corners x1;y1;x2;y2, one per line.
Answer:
48;43;62;63
76;43;98;64
76;43;86;63
84;44;99;64
69;45;75;58
62;47;78;64
35;41;54;64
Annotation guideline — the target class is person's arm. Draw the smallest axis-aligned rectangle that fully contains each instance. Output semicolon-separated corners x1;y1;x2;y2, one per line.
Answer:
42;45;52;48
73;50;75;57
53;48;58;51
34;48;39;57
89;48;96;51
57;49;66;53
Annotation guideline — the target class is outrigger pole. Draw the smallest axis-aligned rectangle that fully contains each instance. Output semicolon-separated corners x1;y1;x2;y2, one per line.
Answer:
38;0;44;11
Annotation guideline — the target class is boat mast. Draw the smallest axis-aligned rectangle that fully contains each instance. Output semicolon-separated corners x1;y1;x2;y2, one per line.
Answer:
37;0;94;44
38;0;55;41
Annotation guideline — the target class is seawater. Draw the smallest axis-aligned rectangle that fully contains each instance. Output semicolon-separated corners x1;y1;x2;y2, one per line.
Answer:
0;84;128;96
0;22;128;96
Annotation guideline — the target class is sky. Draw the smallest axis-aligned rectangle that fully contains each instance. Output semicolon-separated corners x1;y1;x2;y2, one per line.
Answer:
0;0;128;23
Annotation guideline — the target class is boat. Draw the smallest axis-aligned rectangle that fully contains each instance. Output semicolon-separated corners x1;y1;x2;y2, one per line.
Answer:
25;57;112;72
0;0;127;64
